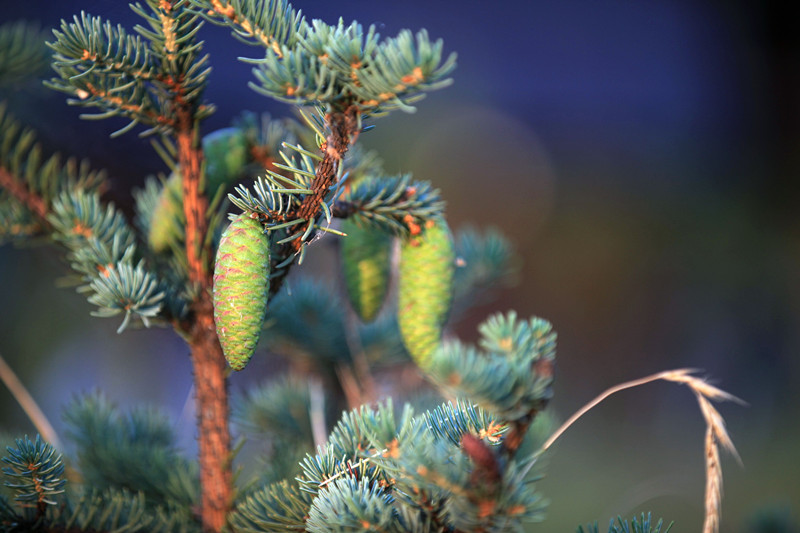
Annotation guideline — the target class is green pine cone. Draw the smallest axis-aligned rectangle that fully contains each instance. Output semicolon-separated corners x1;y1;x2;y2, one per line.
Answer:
213;213;270;371
398;218;455;368
341;220;393;322
148;171;184;254
203;127;249;192
148;129;249;254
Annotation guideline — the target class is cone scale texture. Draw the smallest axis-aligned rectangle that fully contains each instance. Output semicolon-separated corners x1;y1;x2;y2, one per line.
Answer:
398;218;455;368
212;213;270;370
341;220;392;322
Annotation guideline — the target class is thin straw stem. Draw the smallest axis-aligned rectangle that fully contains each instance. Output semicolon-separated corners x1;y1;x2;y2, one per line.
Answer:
0;351;61;449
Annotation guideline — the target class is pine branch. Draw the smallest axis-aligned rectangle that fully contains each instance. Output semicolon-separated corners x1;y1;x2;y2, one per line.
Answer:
228;106;361;295
291;104;359;252
426;312;556;456
1;436;65;518
247;19;456;114
47;6;214;138
190;0;304;54
451;226;519;316
333;173;445;235
0;21;50;86
306;477;402;533
84;260;166;332
577;513;673;533
0;102;106;240
63;393;198;508
0;103;170;332
0;166;48;223
229;479;312;532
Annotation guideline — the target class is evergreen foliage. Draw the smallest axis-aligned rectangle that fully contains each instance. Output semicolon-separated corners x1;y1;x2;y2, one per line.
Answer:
62;393;199;507
0;2;715;532
0;428;198;532
46;2;214;137
577;513;673;533
2;436;65;510
0;103;106;242
451;226;519;317
0;22;49;86
428;312;556;420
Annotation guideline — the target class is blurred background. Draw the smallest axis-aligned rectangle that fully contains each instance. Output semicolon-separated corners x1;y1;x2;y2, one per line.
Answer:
1;0;798;530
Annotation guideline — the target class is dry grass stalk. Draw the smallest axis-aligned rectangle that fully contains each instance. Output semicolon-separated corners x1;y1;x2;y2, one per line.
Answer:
539;368;743;533
0;350;61;449
702;426;721;533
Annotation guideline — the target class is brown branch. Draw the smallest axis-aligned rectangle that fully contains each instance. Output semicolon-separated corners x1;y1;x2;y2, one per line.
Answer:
0;167;50;222
187;293;232;533
207;0;285;56
174;106;232;532
501;355;555;457
265;105;361;298
165;7;230;530
176;123;210;286
289;105;360;254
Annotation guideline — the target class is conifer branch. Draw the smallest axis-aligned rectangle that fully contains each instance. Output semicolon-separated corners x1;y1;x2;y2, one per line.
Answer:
47;6;214;137
191;0;304;55
290;104;359;253
148;1;233;527
0;167;49;223
1;435;66;518
0;103;106;240
46;0;235;527
0;21;50;86
333;173;445;235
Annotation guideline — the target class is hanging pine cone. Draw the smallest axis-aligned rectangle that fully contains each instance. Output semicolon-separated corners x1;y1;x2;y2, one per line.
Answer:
398;217;455;368
341;219;393;322
148;171;184;254
212;213;270;370
148;128;249;254
202;127;249;192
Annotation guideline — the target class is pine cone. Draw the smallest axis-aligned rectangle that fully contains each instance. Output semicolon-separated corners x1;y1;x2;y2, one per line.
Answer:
341;219;392;322
213;213;270;370
398;217;454;368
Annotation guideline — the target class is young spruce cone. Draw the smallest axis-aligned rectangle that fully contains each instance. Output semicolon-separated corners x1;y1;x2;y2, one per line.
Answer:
398;217;455;368
212;213;270;370
341;219;393;322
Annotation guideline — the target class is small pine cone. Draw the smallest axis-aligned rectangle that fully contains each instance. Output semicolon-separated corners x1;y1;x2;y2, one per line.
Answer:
398;217;455;368
148;128;247;255
148;171;184;254
203;127;249;192
212;213;270;370
341;219;392;322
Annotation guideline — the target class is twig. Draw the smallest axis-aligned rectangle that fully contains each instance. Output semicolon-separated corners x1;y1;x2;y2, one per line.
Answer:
0;167;49;223
532;368;742;533
308;377;327;450
289;105;359;255
0;351;61;450
335;363;364;410
342;308;377;404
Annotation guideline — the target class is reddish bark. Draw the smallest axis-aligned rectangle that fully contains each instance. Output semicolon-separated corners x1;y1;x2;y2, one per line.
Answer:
176;113;232;532
0;167;50;222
